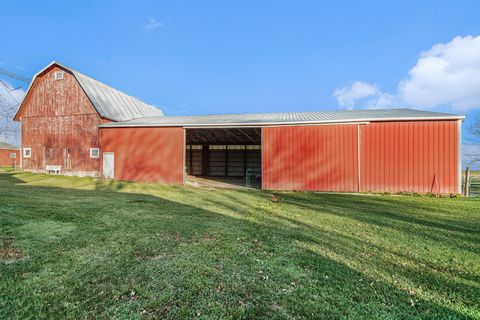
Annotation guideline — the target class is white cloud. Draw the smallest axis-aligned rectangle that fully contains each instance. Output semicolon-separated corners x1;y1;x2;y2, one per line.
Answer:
332;81;380;109
142;17;164;32
333;35;480;111
366;93;399;109
399;36;480;110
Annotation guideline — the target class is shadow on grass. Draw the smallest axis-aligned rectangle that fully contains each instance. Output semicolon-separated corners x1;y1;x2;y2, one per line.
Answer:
0;172;477;319
280;193;480;250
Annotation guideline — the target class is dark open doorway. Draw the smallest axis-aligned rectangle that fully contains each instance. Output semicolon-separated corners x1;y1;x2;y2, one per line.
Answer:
185;128;261;188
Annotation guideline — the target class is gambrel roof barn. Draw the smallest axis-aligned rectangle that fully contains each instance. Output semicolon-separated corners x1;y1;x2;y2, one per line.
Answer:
14;62;464;194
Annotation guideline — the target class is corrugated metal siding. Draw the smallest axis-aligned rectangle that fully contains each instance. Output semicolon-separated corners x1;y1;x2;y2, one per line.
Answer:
262;125;359;191
100;127;185;184
185;146;203;175
19;66;102;173
208;149;228;176
360;121;459;194
0;149;19;166
186;145;261;177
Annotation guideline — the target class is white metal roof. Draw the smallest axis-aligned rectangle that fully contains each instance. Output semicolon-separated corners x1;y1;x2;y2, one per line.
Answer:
0;141;20;150
15;61;164;122
100;108;464;128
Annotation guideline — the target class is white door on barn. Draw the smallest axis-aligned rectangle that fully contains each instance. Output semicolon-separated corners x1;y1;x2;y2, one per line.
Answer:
103;152;114;179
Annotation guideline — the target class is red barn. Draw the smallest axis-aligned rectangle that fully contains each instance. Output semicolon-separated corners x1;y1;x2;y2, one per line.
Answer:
15;62;464;194
0;141;20;167
13;62;162;176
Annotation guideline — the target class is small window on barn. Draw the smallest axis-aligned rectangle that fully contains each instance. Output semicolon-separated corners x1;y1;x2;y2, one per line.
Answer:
209;145;226;150
54;71;64;80
227;145;244;150
90;148;100;158
23;147;31;158
10;153;16;159
186;145;203;150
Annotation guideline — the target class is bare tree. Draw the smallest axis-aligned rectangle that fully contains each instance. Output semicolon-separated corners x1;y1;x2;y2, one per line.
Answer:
0;68;29;145
0;80;21;145
466;118;480;167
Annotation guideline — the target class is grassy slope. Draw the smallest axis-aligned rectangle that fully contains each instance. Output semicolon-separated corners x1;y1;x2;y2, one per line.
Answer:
0;171;479;319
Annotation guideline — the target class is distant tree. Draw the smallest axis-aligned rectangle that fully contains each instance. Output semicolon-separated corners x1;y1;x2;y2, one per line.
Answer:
470;118;480;140
466;118;480;167
0;81;21;145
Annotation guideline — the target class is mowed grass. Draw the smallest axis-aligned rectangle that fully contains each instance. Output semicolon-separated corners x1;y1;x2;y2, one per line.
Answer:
0;170;479;319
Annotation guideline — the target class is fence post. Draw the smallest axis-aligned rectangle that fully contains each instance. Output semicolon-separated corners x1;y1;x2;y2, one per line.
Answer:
464;167;471;197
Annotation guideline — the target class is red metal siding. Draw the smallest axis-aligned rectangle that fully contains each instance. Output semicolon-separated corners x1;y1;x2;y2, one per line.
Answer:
262;121;459;194
0;149;20;167
360;121;459;194
16;65;103;174
100;127;185;184
262;125;359;192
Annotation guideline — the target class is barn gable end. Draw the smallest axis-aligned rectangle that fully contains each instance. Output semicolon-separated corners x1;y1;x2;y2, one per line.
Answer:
15;65;100;119
15;61;163;122
17;65;104;175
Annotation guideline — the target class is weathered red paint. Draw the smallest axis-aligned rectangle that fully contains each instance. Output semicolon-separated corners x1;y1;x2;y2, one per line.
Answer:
262;121;459;194
360;121;459;194
15;65;103;175
0;149;20;167
262;125;359;192
100;127;185;184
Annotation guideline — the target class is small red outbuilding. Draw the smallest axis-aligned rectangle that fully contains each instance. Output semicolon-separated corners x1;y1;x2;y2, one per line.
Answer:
0;141;20;167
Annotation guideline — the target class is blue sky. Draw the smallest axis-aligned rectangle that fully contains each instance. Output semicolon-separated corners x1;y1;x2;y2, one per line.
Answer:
1;1;480;151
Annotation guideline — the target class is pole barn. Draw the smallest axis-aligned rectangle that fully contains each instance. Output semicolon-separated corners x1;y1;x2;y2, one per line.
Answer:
15;62;464;194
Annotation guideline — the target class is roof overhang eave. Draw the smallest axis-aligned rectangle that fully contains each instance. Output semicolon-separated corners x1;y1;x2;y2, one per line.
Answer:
0;147;20;150
98;115;465;129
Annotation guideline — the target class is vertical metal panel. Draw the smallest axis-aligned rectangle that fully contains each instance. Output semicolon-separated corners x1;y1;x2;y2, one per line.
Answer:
262;124;359;192
0;149;20;167
100;127;185;184
360;121;459;194
18;65;102;174
263;120;458;193
457;120;462;194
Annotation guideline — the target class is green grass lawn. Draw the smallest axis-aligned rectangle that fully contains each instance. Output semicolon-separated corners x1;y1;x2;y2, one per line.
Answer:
1;170;479;319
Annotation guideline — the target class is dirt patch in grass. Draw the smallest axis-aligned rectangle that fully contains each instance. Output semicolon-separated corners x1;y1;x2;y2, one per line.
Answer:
0;237;23;262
